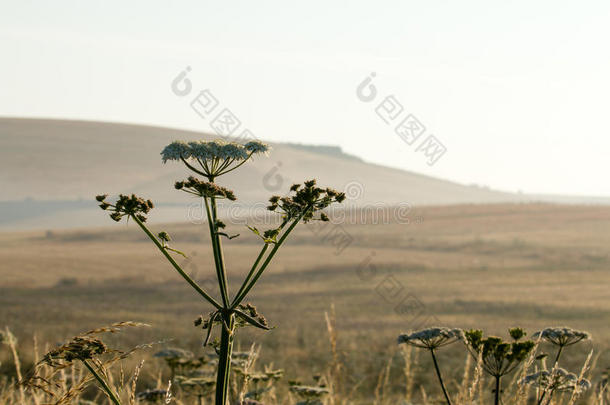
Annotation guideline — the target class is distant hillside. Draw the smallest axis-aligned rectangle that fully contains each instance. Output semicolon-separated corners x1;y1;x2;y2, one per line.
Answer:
282;143;363;162
0;118;605;230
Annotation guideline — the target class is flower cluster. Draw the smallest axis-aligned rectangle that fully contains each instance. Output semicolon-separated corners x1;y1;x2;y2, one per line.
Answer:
175;375;216;396
465;328;535;377
247;225;281;244
161;139;269;178
520;368;591;393
42;336;107;366
96;194;154;222
238;369;284;384
289;383;329;405
398;327;464;350
175;176;236;200
532;327;590;347
136;389;170;403
235;303;269;329
194;303;269;347
267;179;346;223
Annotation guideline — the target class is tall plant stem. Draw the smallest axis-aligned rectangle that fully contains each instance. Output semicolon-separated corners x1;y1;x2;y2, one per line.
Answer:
132;215;222;310
82;359;122;405
215;312;235;405
430;349;452;405
494;375;501;405
553;345;564;366
203;196;229;307
210;196;230;304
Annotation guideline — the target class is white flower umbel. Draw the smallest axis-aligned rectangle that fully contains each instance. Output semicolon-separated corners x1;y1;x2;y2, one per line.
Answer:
520;367;591;404
532;327;590;365
398;327;464;350
161;139;270;179
398;327;464;405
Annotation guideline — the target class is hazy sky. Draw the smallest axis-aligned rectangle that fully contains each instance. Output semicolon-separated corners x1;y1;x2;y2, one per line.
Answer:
1;1;609;196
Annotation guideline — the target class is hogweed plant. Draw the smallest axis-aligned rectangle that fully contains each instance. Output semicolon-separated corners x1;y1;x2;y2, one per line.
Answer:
532;327;590;366
520;367;591;405
464;328;535;405
97;139;345;405
397;327;464;405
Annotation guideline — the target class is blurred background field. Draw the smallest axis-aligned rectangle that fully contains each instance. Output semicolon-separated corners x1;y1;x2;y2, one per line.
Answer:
1;202;609;401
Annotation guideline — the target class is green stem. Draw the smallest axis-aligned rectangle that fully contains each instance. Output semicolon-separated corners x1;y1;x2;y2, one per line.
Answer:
494;375;501;405
210;196;230;306
82;359;122;405
203;197;229;307
217;152;253;176
215;312;235;405
553;345;564;366
132;215;222;310
231;209;308;307
430;349;452;405
181;156;208;177
537;388;547;405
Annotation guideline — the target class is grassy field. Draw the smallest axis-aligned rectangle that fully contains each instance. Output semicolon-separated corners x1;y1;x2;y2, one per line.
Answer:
1;203;609;403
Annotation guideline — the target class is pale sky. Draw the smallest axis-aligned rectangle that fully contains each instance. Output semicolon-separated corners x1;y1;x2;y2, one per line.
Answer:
1;1;609;196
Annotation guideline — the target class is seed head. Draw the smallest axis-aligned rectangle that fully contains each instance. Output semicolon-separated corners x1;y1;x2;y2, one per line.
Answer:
464;328;535;377
136;389;169;403
43;336;107;365
175;176;237;200
96;193;154;222
267;179;345;223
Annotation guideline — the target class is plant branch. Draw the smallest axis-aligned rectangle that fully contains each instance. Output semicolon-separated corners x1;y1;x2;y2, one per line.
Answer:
231;208;310;307
132;215;222;310
232;244;269;305
180;156;207;177
217;152;254;176
82;359;122;405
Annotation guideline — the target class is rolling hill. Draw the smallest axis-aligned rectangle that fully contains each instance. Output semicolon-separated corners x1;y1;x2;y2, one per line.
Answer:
0;118;603;229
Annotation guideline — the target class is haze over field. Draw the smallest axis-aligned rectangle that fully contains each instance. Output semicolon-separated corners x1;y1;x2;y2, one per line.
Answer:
2;118;608;230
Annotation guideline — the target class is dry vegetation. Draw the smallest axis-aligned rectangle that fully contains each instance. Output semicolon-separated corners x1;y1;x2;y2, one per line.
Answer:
1;203;610;403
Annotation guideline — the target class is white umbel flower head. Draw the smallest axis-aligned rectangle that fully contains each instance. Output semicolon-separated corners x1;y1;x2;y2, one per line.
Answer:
398;327;464;350
532;327;590;347
519;368;591;393
161;139;270;178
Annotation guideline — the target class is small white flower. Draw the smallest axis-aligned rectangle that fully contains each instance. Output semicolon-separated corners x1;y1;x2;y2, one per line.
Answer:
220;143;249;160
188;141;213;160
161;140;191;163
245;140;270;155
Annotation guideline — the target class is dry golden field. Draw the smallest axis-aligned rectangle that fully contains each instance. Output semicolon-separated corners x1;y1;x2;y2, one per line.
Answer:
1;203;610;402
